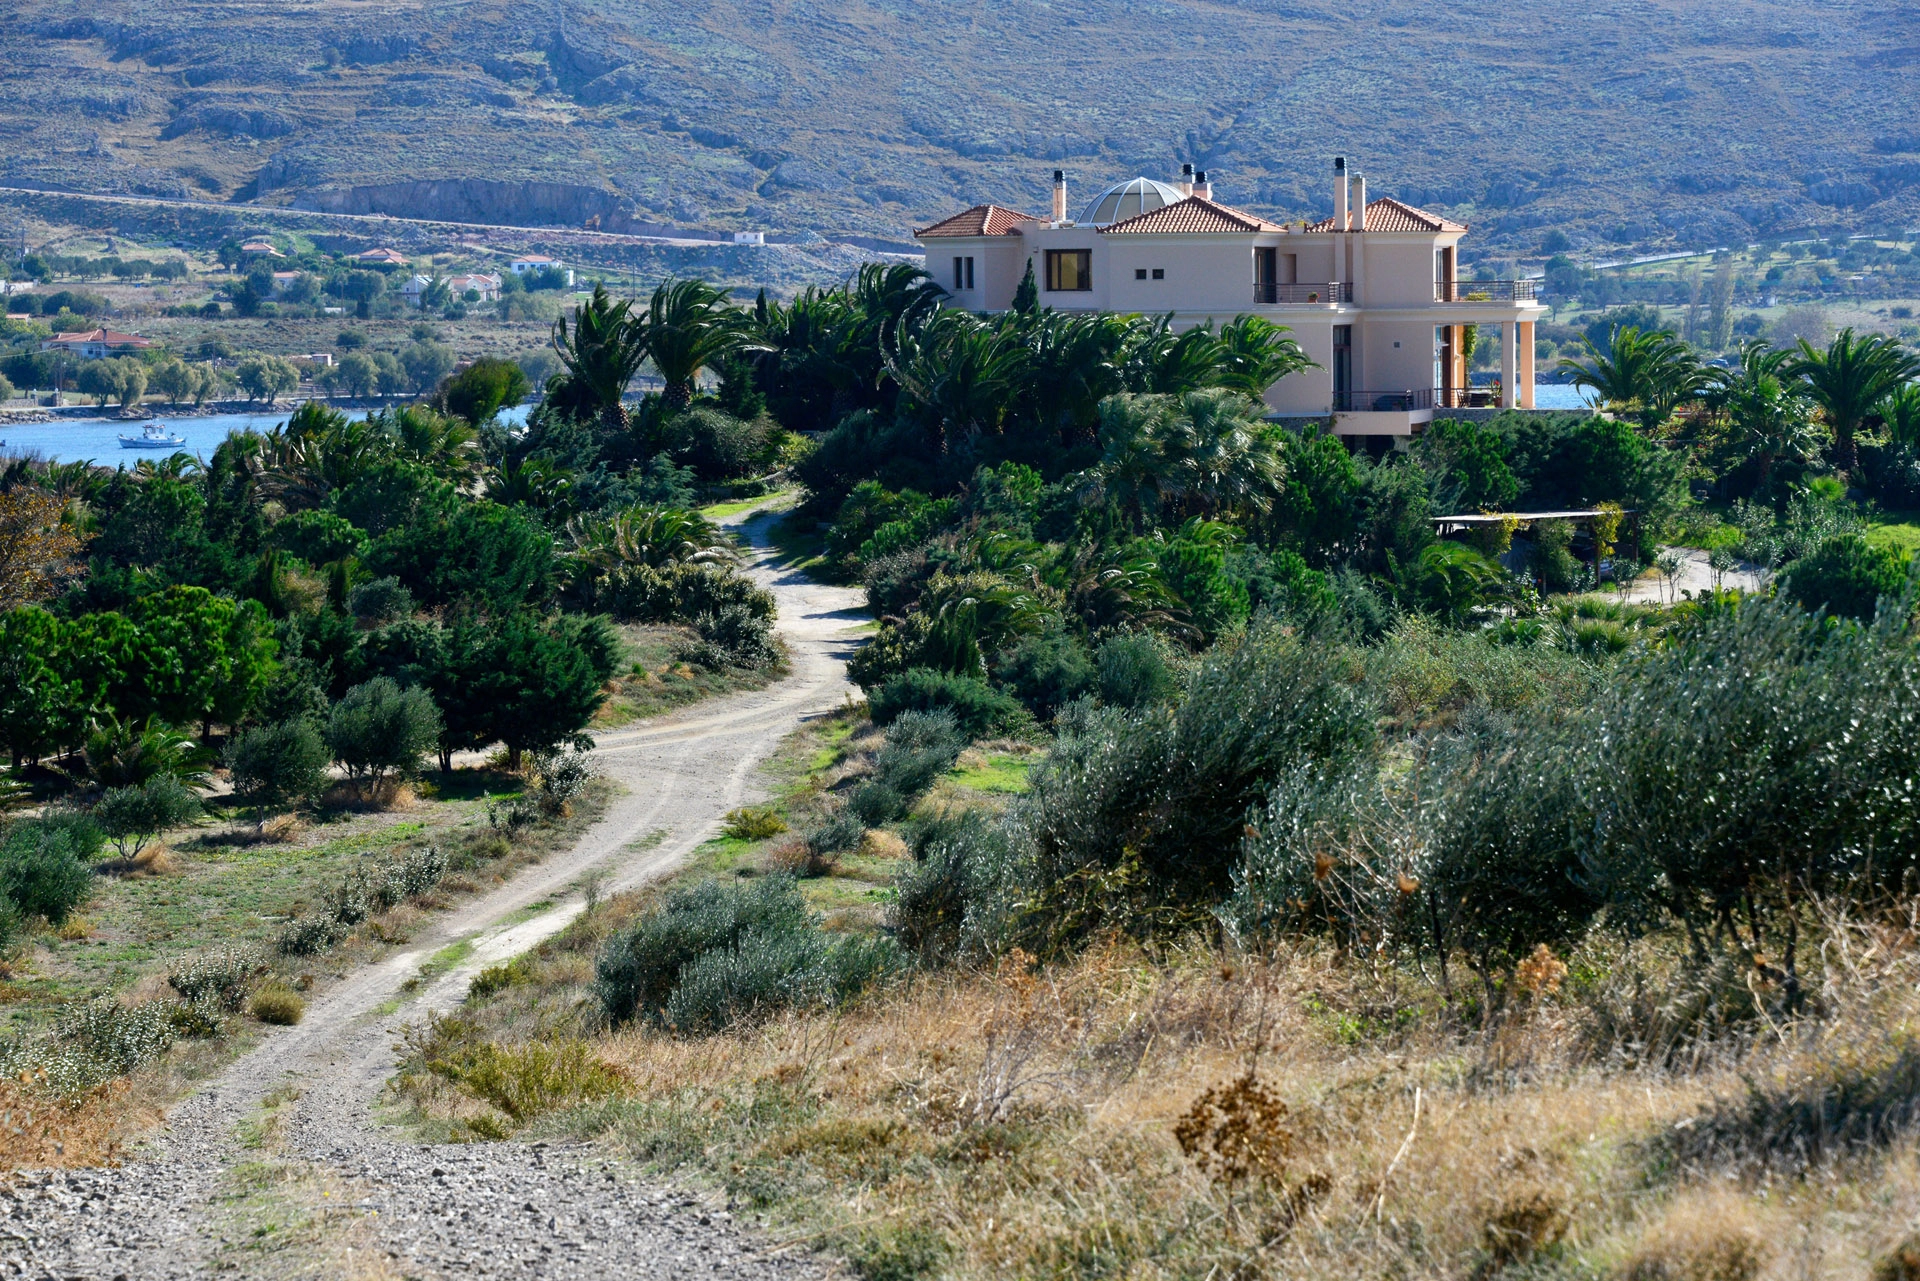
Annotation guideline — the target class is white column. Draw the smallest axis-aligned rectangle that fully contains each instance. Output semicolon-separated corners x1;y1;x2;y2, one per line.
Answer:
1519;322;1536;408
1500;320;1518;408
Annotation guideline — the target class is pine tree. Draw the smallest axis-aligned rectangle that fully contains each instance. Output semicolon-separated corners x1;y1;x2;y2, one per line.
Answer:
1012;259;1038;314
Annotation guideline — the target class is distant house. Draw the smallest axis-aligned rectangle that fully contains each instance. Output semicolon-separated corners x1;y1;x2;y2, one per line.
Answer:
400;274;433;308
509;254;574;286
444;272;503;302
354;248;410;268
240;240;283;259
40;328;153;359
270;271;303;295
732;231;766;246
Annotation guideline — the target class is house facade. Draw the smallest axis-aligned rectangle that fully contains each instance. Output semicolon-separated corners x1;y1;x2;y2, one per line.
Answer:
39;328;153;359
509;255;574;286
446;272;503;302
914;159;1546;441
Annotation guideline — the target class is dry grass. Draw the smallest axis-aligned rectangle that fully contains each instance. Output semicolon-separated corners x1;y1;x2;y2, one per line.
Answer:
389;905;1920;1280
0;1078;151;1167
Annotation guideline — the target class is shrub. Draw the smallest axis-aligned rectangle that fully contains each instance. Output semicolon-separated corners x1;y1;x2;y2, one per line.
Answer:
1777;534;1909;620
278;915;346;956
531;747;594;816
894;810;1022;966
677;603;779;670
169;946;263;1011
348;575;415;623
427;1033;626;1120
1528;517;1580;592
665;926;901;1034
1094;635;1179;709
871;710;966;798
225;719;330;821
805;814;866;857
993;633;1094;719
325;676;443;791
93;775;200;860
869;668;1028;739
584;561;775;626
722;806;788;840
595;876;811;1026
847;781;908;827
0;819;97;927
249;986;305;1025
594;876;899;1031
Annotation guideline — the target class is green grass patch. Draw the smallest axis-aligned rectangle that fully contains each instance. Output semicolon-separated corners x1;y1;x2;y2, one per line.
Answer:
593;623;782;728
948;753;1034;794
420;938;475;979
1866;518;1920;557
699;489;793;521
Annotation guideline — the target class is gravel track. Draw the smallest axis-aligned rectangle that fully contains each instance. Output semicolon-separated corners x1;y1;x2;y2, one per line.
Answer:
10;510;865;1280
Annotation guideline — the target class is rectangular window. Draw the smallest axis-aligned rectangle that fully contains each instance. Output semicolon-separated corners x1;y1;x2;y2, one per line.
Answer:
1151;268;1165;280
1045;249;1092;292
1135;268;1147;280
966;257;975;290
953;257;964;291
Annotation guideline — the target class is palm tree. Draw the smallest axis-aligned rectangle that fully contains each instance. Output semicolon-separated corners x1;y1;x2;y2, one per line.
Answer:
1090;388;1282;527
1558;324;1706;431
1213;315;1316;396
1880;381;1920;449
636;279;766;413
564;505;737;572
547;285;647;430
1713;342;1822;496
883;309;1032;454
1790;328;1920;473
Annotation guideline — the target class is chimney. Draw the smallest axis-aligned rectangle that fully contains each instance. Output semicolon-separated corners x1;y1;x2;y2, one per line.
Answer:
1178;162;1195;197
1353;172;1367;230
1051;169;1067;223
1192;170;1212;201
1333;156;1349;232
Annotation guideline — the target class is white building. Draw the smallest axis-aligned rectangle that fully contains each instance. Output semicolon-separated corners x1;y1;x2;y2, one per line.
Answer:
509;255;574;286
401;274;433;308
732;231;766;246
445;272;503;302
914;159;1547;442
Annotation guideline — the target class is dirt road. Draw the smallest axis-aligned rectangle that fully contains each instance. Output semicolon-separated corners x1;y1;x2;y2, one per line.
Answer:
9;510;866;1279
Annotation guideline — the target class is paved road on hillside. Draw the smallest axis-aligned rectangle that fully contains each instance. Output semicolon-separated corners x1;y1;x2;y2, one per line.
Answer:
8;508;865;1280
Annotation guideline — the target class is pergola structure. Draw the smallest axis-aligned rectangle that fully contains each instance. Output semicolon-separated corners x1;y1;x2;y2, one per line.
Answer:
1433;509;1640;584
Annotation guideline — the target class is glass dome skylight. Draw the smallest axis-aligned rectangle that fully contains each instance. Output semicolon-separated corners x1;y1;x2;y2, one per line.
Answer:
1079;177;1187;226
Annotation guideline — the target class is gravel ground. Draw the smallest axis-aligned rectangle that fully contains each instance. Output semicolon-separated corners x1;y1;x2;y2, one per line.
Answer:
9;508;862;1280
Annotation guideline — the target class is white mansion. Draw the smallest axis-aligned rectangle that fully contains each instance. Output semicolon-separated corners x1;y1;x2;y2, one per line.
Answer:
915;159;1546;440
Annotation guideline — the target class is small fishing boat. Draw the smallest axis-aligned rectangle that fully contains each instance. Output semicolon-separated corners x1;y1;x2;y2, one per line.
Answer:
118;423;186;449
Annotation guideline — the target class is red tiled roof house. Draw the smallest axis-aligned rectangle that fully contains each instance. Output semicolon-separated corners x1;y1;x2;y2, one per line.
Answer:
914;160;1548;438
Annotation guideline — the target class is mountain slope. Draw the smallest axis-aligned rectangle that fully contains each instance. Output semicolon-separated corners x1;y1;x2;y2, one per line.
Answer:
3;0;1916;257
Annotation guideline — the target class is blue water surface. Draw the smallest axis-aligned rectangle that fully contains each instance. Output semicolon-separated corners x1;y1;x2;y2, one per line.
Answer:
0;404;532;466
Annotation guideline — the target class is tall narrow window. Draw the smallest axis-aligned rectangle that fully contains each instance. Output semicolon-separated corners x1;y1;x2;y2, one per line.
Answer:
1045;249;1092;292
965;257;975;290
1333;325;1353;411
953;257;965;291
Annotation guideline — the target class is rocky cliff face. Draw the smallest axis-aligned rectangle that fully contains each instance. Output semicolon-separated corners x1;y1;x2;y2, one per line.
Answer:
297;180;653;232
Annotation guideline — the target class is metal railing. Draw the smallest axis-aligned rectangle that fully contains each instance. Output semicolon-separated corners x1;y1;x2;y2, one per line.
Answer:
1333;387;1435;413
1435;386;1503;409
1434;279;1536;302
1252;281;1352;305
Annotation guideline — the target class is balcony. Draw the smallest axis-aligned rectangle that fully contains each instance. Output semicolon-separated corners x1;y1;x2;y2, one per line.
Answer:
1434;279;1536;303
1435;386;1503;409
1334;387;1434;413
1252;281;1352;305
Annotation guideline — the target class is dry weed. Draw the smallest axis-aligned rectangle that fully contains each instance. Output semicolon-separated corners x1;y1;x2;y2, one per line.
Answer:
1622;1189;1771;1281
0;1078;144;1167
856;829;908;861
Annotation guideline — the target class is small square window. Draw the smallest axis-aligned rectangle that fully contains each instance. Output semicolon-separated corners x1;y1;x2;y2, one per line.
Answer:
1151;268;1165;280
1135;268;1147;280
1393;341;1401;348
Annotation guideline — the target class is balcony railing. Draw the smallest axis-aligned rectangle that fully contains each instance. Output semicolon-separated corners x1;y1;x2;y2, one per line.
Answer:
1252;281;1352;305
1333;387;1434;413
1435;386;1503;409
1435;279;1537;302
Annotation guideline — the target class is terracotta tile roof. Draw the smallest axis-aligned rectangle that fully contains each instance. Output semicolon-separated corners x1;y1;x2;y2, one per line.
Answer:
1303;197;1467;233
1098;195;1286;235
914;205;1039;237
42;328;151;348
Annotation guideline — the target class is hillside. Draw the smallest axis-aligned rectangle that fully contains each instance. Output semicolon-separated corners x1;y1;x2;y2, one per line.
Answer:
1;0;1917;261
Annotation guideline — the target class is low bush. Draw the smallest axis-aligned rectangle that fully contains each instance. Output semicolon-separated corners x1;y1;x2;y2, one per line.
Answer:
869;668;1028;739
804;814;866;859
722;806;788;840
422;1025;626;1121
169;946;263;1011
277;914;345;956
993;633;1094;719
677;603;780;671
249;986;305;1025
594;876;900;1031
1094;634;1179;710
0;816;98;931
1777;534;1910;620
585;561;775;627
277;846;447;954
894;810;1023;966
